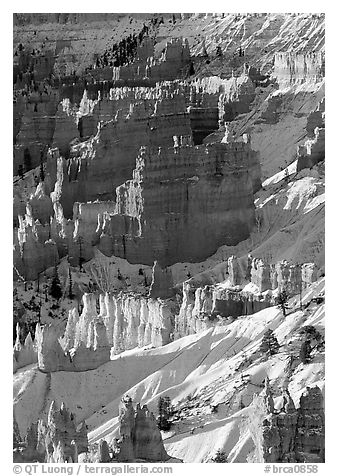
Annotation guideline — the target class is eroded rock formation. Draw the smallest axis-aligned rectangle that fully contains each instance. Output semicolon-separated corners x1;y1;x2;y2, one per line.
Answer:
251;381;325;463
36;291;177;372
13;401;88;463
175;255;318;337
13;323;38;371
113;396;170;462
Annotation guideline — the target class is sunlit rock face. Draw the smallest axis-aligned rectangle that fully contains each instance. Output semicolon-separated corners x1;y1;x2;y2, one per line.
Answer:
114;396;170;462
13;401;88;463
36;292;177;372
254;382;325;463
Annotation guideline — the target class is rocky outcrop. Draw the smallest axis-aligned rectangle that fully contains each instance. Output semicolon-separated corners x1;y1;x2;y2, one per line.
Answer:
99;142;260;267
113;396;170;462
272;52;325;87
175;281;273;338
175;256;318;337
13;324;38;371
37;292;177;372
36;303;111;373
13;211;59;281
13;401;88;463
297;99;325;172
148;261;175;299
252;380;325;463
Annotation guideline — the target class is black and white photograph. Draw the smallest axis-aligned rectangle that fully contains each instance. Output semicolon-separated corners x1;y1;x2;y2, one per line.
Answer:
11;6;328;470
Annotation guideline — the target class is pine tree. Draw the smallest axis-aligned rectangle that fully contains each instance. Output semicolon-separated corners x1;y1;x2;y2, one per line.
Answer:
77;236;84;271
68;268;74;300
210;449;228;463
23;148;32;173
276;290;289;316
18;164;24;179
299;340;312;364
39;159;45;182
157;396;173;431
189;62;195;76
259;329;280;357
50;265;62;300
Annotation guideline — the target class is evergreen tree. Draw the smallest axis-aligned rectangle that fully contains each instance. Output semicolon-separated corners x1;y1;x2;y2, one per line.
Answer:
157;396;173;431
77;236;84;271
259;329;280;357
210;450;228;463
23;148;32;173
68;268;74;300
18;164;24;179
39;158;45;182
299;325;321;341
276;290;289;316
300;339;312;364
189;62;195;76
50;265;62;300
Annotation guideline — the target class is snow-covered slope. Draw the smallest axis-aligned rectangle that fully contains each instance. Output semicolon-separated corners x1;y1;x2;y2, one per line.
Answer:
169;164;324;288
13;278;324;462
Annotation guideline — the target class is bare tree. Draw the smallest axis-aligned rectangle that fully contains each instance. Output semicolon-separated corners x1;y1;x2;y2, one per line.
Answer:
88;256;116;293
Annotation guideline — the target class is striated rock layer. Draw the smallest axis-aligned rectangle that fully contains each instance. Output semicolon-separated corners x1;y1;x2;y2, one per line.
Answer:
99;141;261;266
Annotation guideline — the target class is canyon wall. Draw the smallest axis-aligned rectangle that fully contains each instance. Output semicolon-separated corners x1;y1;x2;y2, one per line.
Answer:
28;254;318;373
99;141;260;266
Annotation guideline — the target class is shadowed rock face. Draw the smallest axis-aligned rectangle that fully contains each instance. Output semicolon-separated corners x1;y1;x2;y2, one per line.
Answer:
297;98;325;172
102;142;260;267
253;381;325;463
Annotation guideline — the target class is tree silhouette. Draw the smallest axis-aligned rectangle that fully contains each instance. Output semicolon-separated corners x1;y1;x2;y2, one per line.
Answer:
68;268;74;300
77;236;85;271
39;159;45;182
259;329;280;357
189;62;195;76
210;450;228;463
299;340;312;364
50;265;62;300
157;396;173;431
18;164;24;179
23;148;32;173
276;290;289;316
